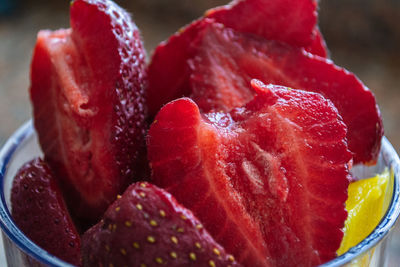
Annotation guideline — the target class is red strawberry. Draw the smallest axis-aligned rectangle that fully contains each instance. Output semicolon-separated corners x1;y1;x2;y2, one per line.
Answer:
30;0;147;221
306;27;329;57
148;81;352;266
11;158;81;266
205;0;321;49
147;0;327;117
187;22;382;163
82;182;241;267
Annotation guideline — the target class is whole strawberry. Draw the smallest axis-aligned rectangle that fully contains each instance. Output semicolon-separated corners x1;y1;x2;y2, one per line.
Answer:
82;182;241;267
30;0;148;222
11;158;81;266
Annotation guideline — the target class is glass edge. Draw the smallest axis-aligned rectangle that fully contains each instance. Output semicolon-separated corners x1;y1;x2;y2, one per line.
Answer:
0;123;400;267
0;120;73;267
321;137;400;266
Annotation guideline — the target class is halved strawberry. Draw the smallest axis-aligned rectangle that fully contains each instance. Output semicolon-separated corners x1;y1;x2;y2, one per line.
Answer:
30;0;147;221
187;22;382;163
148;81;352;266
82;182;241;267
11;158;81;266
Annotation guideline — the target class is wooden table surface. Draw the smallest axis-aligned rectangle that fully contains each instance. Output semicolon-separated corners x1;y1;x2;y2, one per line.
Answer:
0;0;399;266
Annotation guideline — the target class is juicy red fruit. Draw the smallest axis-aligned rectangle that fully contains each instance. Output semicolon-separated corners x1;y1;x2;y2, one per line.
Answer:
30;0;147;221
148;81;352;266
147;0;327;118
11;158;81;266
205;0;322;51
187;22;382;163
82;182;241;267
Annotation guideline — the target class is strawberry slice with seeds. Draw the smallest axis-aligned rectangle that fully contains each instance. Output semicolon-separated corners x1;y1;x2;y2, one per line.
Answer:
187;22;382;163
82;182;241;267
30;0;147;221
11;158;81;266
148;81;352;266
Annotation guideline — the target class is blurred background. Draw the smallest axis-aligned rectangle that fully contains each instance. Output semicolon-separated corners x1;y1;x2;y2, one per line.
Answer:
0;0;399;265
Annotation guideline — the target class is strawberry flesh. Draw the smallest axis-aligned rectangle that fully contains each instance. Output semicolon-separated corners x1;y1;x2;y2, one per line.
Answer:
30;0;147;221
148;82;352;266
187;22;382;163
205;0;321;50
11;158;81;266
82;182;241;267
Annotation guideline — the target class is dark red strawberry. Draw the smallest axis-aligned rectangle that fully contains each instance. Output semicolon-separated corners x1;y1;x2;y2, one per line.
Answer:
148;81;352;266
30;0;147;221
11;158;81;266
82;182;241;267
187;22;382;163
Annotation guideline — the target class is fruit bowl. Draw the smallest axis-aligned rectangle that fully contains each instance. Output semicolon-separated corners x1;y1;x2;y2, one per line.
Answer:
0;120;399;267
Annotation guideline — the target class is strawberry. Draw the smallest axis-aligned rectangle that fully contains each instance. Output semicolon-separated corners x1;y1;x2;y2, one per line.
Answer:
148;18;382;163
11;158;81;266
205;0;324;54
82;182;241;267
187;22;382;163
147;81;352;266
30;0;147;222
147;0;328;118
306;27;329;58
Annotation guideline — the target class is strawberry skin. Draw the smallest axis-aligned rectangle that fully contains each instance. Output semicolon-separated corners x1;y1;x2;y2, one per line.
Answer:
82;182;241;267
30;0;147;221
11;158;81;266
148;81;352;266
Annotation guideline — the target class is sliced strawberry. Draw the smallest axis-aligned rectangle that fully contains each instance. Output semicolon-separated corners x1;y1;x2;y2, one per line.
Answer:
82;182;241;267
30;0;147;221
148;82;352;266
11;158;81;266
305;27;329;57
187;22;382;164
205;0;318;47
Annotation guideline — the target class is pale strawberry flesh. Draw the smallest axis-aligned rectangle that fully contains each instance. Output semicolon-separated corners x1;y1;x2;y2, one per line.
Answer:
30;0;147;221
11;158;81;266
82;182;241;267
148;82;351;266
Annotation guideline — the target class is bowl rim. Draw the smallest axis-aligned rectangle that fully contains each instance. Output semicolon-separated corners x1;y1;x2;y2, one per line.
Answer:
0;120;399;267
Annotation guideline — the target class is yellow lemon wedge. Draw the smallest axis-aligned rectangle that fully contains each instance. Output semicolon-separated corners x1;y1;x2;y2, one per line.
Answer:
338;169;392;255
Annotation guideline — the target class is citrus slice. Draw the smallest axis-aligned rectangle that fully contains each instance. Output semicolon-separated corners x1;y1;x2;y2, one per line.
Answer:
338;169;392;255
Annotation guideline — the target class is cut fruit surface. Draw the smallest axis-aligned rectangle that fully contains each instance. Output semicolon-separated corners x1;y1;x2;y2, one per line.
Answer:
188;22;382;164
30;0;147;221
338;169;392;255
148;81;352;266
205;0;322;51
147;20;382;163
